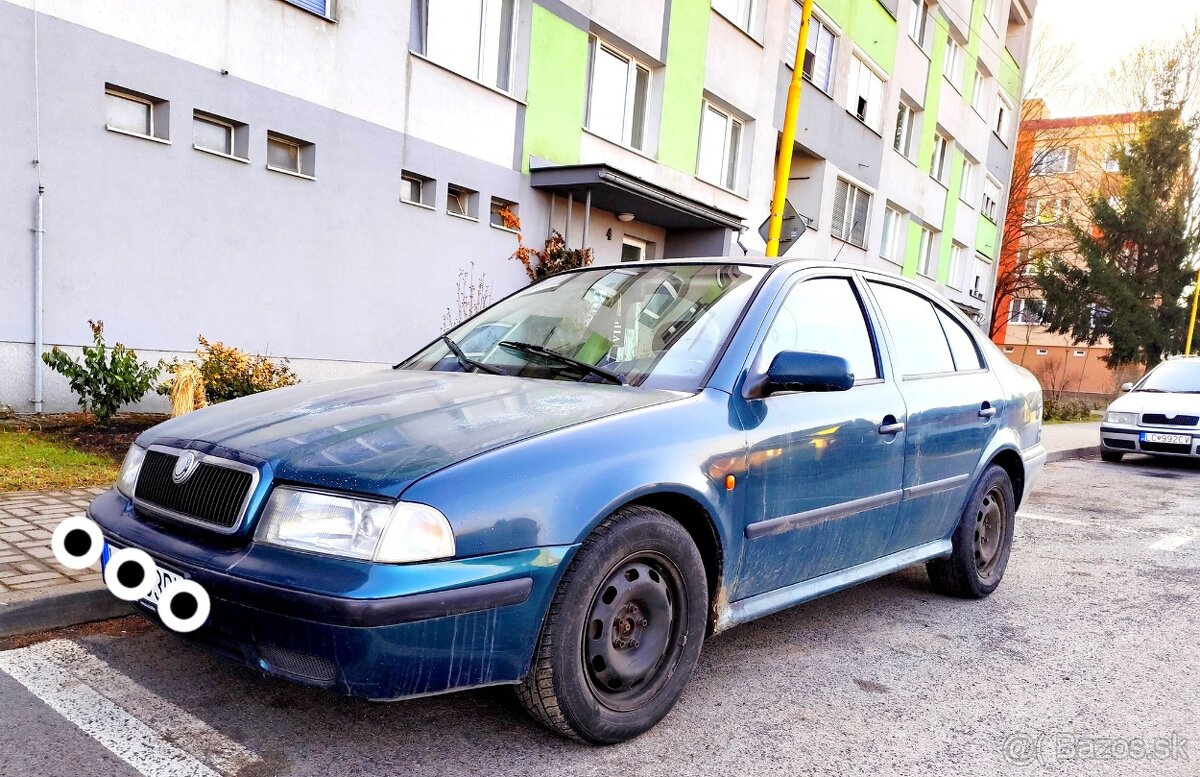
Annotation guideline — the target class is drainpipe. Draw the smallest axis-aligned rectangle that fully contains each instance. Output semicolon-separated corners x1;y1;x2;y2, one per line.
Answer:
32;186;44;413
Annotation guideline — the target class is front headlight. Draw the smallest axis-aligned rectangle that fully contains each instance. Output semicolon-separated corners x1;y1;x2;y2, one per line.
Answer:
116;445;146;497
1105;411;1137;425
254;487;455;563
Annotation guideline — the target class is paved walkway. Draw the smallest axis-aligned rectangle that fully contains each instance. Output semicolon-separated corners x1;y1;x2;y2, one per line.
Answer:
0;487;106;594
1041;421;1101;457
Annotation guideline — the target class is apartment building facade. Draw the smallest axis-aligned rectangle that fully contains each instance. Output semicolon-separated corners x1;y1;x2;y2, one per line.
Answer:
991;105;1143;397
1;0;1033;413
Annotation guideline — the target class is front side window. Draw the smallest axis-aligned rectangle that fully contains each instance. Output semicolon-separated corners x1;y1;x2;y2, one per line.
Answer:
759;277;879;382
697;102;743;190
587;40;651;151
868;282;956;376
402;265;767;391
420;0;517;91
848;56;884;131
831;178;871;248
937;308;984;370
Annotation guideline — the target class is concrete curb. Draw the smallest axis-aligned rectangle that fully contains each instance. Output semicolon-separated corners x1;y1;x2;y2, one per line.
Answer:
1046;446;1100;463
0;580;131;638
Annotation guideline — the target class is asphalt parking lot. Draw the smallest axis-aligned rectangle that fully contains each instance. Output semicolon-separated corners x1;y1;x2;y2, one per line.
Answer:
1;455;1197;777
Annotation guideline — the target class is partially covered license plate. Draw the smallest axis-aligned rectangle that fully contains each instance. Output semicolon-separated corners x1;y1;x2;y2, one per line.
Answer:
101;542;183;611
1141;432;1191;446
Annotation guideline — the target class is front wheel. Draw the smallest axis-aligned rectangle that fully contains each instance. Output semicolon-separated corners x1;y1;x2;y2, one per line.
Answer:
515;505;708;744
927;465;1016;598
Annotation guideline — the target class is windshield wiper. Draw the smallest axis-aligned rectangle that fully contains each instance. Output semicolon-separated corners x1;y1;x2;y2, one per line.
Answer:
442;335;507;376
1134;388;1168;393
497;341;626;385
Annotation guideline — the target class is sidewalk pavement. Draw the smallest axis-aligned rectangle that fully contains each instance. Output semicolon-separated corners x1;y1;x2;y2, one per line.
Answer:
0;421;1103;638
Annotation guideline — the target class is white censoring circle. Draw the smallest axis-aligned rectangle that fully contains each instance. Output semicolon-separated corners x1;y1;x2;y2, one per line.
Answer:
0;639;260;777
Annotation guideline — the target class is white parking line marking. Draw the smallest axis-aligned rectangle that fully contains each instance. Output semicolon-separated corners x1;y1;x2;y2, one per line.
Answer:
0;639;259;777
1018;512;1140;533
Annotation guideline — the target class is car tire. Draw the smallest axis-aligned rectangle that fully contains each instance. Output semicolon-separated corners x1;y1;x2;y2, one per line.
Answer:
1101;451;1124;463
926;464;1016;599
514;505;708;744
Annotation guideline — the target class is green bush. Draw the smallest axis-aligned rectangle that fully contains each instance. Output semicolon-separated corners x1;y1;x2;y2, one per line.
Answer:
1043;397;1094;422
42;321;160;423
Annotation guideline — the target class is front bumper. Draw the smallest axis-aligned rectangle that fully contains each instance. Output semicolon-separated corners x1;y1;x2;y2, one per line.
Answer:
88;489;575;700
1100;425;1200;457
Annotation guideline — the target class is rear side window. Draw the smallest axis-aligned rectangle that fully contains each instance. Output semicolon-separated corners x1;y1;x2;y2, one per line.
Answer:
936;308;984;370
867;282;954;377
760;277;879;381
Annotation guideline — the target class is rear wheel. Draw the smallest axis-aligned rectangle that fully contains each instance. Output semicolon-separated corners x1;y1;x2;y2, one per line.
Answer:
515;505;707;744
1101;451;1124;463
927;465;1016;598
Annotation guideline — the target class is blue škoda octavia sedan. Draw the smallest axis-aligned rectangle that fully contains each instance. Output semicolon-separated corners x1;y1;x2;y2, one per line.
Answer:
89;260;1046;744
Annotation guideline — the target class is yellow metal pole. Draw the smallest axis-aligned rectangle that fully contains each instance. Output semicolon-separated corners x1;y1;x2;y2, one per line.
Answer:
766;0;814;257
1186;265;1200;355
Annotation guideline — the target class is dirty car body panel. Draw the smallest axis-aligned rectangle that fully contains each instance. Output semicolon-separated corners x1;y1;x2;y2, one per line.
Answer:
88;260;1044;701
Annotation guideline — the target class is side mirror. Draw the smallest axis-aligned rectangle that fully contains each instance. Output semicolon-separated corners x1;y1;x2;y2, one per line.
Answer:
1121;382;1134;392
761;351;855;396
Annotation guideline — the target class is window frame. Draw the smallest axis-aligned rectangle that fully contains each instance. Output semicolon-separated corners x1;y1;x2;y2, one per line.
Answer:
931;132;952;185
995;92;1014;139
265;131;315;179
446;183;480;220
585;38;653;152
282;0;336;20
831;177;873;249
982;174;1002;221
415;0;518;93
848;54;886;132
971;68;988;115
908;0;930;49
104;86;169;143
880;206;906;265
191;111;245;161
916;226;936;278
943;37;963;87
400;170;435;209
696;100;744;191
712;0;756;33
947;243;965;289
787;6;837;95
959;158;977;204
489;196;519;230
893;100;917;159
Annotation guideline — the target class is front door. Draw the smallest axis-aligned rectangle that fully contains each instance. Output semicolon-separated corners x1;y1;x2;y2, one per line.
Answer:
734;275;907;599
864;281;1005;553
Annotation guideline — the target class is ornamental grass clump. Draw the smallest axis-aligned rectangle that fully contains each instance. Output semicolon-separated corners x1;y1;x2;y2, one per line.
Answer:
160;336;299;412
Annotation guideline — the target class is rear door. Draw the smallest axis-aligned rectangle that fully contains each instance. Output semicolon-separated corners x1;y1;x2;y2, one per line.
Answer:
863;280;1004;554
733;273;907;598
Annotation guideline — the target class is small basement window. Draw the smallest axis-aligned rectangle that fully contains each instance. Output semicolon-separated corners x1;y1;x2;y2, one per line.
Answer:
193;111;249;160
266;132;316;179
1074;349;1086;357
447;184;479;219
1036;348;1049;356
1003;346;1015;353
105;85;169;142
490;197;517;229
401;170;435;207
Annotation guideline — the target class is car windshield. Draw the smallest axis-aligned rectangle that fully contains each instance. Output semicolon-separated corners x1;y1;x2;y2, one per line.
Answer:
1136;360;1200;393
401;264;767;391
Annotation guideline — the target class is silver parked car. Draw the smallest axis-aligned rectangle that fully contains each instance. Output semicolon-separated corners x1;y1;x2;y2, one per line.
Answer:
1100;356;1200;462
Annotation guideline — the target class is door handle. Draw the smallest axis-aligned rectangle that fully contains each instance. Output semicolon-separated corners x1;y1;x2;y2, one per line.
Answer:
978;402;998;419
878;416;905;435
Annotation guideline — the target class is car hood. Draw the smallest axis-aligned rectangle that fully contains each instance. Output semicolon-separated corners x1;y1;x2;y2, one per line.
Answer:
1107;391;1200;417
138;369;680;495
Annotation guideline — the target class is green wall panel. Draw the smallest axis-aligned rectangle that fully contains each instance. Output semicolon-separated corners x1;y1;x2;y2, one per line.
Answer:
976;214;998;258
818;0;898;74
999;48;1022;102
522;6;589;171
658;0;710;174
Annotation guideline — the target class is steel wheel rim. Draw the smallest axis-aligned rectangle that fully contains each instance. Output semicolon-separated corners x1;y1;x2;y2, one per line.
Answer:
974;486;1007;579
582;551;687;713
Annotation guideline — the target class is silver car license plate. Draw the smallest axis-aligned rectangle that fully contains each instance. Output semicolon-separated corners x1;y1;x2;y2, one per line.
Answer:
1141;432;1191;445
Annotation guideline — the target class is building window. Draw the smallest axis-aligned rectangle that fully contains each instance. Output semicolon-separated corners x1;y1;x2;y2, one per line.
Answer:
697;101;743;190
880;206;905;264
1003;346;1015;353
447;183;479;219
1036;349;1049;356
1009;298;1046;325
192;111;248;160
982;175;1002;221
848;56;885;132
995;93;1013;138
971;69;988;114
489;196;517;228
943;37;963;86
960;159;977;203
1032;146;1079;175
266;132;315;178
831;178;871;248
932;132;951;185
418;0;517;92
908;0;930;48
587;39;651;151
786;4;836;94
894;101;917;159
948;243;964;288
1074;349;1086;357
621;236;648;262
401;170;435;207
105;86;168;142
916;226;936;277
283;0;335;18
713;0;754;32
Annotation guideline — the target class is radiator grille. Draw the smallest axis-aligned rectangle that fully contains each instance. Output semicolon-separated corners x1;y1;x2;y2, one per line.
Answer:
135;449;255;530
1141;413;1199;427
1140;441;1192;455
